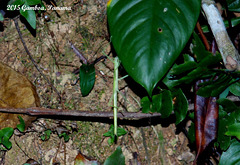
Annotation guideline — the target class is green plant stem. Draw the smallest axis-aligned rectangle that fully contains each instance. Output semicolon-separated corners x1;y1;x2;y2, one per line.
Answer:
113;57;119;138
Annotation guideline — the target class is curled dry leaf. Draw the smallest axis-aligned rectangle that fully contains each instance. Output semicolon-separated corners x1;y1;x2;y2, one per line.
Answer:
74;152;99;165
0;62;40;129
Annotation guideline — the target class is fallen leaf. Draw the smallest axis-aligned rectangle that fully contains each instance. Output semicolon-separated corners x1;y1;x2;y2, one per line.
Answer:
194;80;218;159
74;152;99;165
0;62;40;129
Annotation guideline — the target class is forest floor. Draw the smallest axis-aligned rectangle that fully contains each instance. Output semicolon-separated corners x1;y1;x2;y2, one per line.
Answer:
0;0;194;164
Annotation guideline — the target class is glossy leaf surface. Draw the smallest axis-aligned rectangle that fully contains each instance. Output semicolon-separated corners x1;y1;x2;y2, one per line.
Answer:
107;0;200;95
79;64;95;97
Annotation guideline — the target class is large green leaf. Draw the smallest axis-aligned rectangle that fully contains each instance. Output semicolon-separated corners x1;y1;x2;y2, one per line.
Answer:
107;0;201;95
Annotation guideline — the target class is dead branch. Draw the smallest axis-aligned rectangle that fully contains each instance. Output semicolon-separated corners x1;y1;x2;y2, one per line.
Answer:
201;0;240;70
0;107;162;120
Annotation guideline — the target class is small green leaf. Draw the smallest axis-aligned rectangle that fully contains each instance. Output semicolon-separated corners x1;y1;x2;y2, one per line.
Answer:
225;123;240;139
79;64;95;97
0;127;14;150
177;67;209;84
197;75;232;97
170;61;197;75
227;0;240;12
192;32;211;62
183;54;195;62
141;96;152;113
103;125;127;145
0;13;4;21
152;94;162;113
217;117;231;151
141;90;173;117
198;52;222;67
107;138;114;145
160;90;173;118
59;132;70;142
220;87;230;99
103;125;114;137
217;98;240;113
104;146;125;165
117;127;127;136
188;122;195;144
17;116;25;132
41;129;51;141
230;81;240;96
172;89;188;125
20;4;36;29
219;139;240;165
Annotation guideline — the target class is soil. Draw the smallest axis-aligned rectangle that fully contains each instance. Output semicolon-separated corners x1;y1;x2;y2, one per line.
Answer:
0;0;195;164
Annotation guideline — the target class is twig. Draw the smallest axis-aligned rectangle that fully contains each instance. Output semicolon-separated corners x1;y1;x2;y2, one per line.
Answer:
0;107;162;119
69;41;107;65
201;0;240;70
13;17;62;101
69;41;88;64
196;21;210;51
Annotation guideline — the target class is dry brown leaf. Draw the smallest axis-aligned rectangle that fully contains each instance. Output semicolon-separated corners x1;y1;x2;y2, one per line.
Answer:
0;61;40;129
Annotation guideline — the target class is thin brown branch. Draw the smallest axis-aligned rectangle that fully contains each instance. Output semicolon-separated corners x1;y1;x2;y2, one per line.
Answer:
13;17;62;101
196;21;211;51
0;107;162;119
69;41;88;64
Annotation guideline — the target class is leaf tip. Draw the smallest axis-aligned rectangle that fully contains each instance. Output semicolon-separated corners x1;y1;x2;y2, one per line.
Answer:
107;0;112;7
